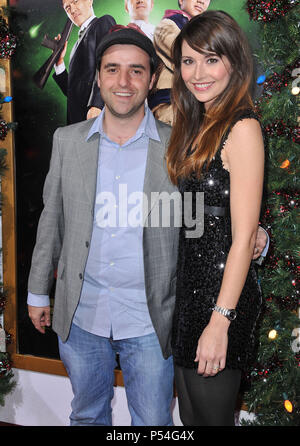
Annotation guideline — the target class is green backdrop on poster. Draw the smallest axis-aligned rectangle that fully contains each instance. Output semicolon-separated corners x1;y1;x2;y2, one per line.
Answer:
15;0;259;126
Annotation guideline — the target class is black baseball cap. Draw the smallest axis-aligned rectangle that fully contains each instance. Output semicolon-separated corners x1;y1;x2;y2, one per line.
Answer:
96;25;159;74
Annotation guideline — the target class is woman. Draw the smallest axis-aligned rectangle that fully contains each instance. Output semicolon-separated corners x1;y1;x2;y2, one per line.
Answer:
167;11;265;426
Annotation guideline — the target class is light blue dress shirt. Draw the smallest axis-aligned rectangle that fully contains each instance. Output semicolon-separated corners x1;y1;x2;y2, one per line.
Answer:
28;106;161;340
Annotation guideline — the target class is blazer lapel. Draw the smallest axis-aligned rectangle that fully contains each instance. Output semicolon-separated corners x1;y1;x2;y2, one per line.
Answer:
143;136;169;223
75;130;100;207
69;17;98;62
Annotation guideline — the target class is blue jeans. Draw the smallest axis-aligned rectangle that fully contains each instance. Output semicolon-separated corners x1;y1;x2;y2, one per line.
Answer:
58;323;174;426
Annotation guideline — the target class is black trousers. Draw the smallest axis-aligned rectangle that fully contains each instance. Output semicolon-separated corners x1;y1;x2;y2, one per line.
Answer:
174;365;242;426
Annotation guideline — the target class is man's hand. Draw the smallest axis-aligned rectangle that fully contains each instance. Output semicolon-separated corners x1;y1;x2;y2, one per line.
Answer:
87;107;101;120
54;34;68;66
28;305;51;334
253;226;268;260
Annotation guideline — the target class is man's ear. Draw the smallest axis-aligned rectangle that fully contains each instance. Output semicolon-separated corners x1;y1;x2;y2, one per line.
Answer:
149;72;155;91
97;69;101;88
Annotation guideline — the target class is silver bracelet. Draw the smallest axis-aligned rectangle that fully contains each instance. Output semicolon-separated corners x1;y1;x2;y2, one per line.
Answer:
212;304;237;321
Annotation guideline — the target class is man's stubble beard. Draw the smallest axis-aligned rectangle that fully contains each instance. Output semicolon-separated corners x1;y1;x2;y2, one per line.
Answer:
105;98;146;120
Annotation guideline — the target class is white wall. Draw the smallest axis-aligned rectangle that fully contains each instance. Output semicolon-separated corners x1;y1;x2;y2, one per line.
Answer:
0;369;253;426
0;368;183;426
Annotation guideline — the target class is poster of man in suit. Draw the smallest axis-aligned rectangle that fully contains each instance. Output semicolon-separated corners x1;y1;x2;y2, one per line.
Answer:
10;0;259;359
51;1;115;124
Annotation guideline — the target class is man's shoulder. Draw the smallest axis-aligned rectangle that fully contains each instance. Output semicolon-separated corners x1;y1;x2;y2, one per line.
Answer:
158;10;188;28
93;15;115;24
54;118;96;142
154;118;172;144
155;118;172;131
88;15;116;31
154;14;185;42
85;15;116;42
166;13;189;29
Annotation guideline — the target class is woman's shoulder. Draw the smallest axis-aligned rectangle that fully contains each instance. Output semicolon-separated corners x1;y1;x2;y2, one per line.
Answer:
230;109;262;142
230;108;261;130
221;109;262;148
219;109;264;165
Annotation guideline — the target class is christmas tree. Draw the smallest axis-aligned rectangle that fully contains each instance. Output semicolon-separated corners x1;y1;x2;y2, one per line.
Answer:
241;0;300;426
0;148;15;406
0;13;16;407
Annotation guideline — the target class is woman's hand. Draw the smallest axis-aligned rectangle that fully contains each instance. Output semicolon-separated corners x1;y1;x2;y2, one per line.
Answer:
194;312;230;377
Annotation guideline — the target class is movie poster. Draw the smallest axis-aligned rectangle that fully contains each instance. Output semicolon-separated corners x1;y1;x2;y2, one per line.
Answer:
10;0;259;358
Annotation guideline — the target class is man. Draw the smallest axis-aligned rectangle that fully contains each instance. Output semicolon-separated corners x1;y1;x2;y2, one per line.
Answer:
125;0;155;41
53;0;115;124
28;27;178;426
149;0;211;125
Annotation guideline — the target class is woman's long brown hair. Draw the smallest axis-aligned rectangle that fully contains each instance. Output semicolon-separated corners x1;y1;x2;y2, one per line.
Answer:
166;11;255;185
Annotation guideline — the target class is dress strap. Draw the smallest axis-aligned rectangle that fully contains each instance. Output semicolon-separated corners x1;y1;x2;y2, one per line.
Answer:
220;109;260;150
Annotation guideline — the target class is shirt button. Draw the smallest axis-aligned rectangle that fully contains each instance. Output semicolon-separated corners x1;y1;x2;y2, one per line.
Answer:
79;273;83;280
110;262;115;266
85;241;89;247
115;175;120;180
111;234;116;238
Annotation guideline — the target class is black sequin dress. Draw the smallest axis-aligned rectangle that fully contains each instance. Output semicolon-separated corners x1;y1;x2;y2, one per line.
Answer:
172;110;262;371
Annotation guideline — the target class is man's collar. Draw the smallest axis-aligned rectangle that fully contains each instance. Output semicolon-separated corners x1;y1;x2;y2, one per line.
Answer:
132;19;152;26
79;13;96;33
163;9;191;20
87;105;160;143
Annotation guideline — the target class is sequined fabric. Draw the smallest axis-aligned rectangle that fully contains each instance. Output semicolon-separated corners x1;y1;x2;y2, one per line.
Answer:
172;110;262;371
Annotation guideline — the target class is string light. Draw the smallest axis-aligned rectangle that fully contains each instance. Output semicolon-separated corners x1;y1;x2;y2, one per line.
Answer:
0;96;12;104
268;329;278;340
284;399;293;413
257;74;266;84
280;159;290;169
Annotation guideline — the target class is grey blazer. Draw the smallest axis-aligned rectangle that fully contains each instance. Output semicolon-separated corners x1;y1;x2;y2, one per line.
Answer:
28;117;180;359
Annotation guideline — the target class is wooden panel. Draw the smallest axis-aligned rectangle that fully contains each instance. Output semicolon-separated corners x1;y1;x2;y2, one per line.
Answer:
11;353;124;387
1;0;18;361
